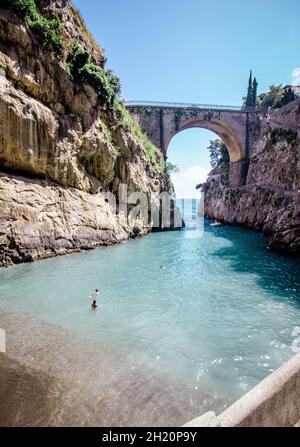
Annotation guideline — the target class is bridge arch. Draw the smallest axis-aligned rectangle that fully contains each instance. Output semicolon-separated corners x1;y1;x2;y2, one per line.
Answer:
126;103;261;186
164;117;245;163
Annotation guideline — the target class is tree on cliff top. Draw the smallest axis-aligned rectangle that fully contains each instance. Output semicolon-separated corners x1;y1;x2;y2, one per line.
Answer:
196;139;229;191
257;84;295;110
208;139;229;172
244;70;258;107
252;77;258;107
245;70;253;107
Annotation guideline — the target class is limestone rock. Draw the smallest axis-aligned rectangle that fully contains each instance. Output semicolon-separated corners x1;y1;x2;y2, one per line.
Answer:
0;2;175;266
203;99;300;254
0;172;131;266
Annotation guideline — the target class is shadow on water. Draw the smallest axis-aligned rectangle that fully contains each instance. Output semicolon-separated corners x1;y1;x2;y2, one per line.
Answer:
206;221;300;306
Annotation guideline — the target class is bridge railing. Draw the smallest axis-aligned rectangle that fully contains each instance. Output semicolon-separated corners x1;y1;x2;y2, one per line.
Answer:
126;100;243;111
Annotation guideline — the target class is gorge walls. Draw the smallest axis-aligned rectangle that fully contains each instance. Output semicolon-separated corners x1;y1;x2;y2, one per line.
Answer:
204;99;300;254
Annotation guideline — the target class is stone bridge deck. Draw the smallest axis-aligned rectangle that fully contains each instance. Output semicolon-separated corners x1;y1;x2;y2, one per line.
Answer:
126;100;244;112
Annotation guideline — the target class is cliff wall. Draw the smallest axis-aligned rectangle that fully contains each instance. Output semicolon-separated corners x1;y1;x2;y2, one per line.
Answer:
204;100;300;253
0;1;174;266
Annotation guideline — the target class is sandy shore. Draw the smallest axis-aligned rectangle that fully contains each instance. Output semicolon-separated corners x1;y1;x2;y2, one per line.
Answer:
0;308;229;426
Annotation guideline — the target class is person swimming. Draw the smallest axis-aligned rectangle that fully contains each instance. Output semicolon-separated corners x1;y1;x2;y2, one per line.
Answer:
90;288;100;310
91;300;98;310
160;264;167;271
92;288;100;300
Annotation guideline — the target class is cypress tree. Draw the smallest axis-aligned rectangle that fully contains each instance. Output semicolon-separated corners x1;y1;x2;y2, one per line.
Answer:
245;70;253;107
252;77;258;107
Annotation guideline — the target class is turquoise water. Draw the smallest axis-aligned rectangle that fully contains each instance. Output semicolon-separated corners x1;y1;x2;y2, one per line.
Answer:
1;215;300;413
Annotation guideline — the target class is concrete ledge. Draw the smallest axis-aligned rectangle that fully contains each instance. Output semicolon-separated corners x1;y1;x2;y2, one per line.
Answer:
184;353;300;427
184;411;220;427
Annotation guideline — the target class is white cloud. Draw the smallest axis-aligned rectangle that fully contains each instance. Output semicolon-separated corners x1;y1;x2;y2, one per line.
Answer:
171;165;209;198
292;68;300;86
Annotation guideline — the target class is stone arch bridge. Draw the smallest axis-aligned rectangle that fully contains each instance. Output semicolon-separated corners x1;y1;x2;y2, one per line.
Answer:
126;101;262;187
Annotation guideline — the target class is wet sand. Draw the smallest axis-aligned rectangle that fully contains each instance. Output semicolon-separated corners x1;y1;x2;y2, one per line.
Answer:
0;308;229;426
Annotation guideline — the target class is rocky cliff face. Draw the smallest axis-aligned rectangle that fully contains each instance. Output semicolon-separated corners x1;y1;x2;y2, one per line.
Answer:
204;100;300;254
0;1;175;266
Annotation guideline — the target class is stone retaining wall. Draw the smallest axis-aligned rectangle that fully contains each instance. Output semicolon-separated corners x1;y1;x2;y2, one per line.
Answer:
184;353;300;427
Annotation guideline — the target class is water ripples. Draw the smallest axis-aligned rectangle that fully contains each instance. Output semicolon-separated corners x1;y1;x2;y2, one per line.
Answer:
0;219;300;409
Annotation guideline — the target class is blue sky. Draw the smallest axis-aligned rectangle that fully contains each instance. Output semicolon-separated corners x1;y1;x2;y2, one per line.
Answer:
73;0;300;196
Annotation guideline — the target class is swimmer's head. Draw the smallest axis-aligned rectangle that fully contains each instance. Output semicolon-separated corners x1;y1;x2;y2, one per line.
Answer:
95;288;99;292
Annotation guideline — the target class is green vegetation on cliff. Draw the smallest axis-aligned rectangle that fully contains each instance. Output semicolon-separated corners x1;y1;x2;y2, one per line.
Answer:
64;35;166;173
4;0;167;174
265;128;298;151
66;41;118;115
66;41;165;173
208;139;230;179
4;0;63;55
68;2;106;65
257;85;295;110
196;139;229;191
243;73;296;111
163;162;180;177
119;109;165;172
